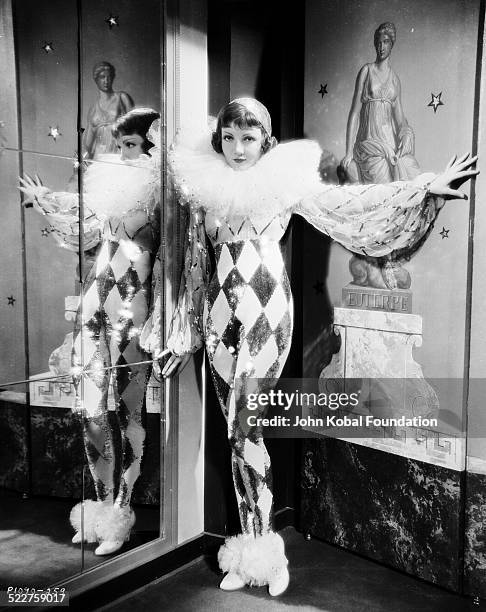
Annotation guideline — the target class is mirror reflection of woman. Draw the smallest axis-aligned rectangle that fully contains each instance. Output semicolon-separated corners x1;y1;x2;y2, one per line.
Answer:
141;98;477;597
341;22;420;183
83;61;134;160
20;108;160;556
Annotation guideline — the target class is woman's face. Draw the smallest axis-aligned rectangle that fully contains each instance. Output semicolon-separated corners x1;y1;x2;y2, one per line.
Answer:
375;33;393;61
221;124;264;171
117;133;145;160
95;69;114;93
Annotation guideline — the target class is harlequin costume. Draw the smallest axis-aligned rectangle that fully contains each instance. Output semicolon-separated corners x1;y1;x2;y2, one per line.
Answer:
141;99;443;591
31;122;161;553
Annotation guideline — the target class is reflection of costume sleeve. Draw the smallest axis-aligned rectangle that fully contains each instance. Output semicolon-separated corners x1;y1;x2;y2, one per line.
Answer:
294;173;443;257
33;190;102;252
140;206;209;358
139;250;162;357
166;207;209;356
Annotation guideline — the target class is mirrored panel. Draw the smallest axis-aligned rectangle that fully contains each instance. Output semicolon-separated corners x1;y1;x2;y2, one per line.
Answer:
77;0;162;566
0;0;166;588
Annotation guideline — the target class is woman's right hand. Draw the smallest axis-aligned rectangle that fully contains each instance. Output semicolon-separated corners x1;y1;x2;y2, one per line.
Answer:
341;153;354;169
159;351;192;378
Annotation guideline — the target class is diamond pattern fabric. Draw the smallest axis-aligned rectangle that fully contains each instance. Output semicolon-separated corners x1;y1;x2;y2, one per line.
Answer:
71;212;158;507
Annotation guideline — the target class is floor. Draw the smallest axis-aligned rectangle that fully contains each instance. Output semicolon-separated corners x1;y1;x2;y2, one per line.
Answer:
0;489;159;588
97;528;478;612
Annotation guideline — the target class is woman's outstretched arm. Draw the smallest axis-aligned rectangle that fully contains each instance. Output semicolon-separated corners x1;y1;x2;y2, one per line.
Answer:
295;153;478;257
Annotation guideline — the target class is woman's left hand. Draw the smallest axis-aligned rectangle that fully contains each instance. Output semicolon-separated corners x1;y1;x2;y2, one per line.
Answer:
428;153;479;200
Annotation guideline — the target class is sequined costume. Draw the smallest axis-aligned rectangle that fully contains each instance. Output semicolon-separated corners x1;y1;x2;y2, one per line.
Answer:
32;148;160;538
141;131;443;585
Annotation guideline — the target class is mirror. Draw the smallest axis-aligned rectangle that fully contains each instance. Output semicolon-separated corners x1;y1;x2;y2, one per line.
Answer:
0;0;164;586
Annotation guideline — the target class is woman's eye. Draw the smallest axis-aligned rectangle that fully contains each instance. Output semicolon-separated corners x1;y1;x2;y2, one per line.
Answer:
244;136;256;142
223;135;233;141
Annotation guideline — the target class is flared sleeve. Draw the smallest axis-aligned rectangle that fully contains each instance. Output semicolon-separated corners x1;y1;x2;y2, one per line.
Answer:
294;173;443;257
32;190;102;252
141;206;209;358
166;207;209;355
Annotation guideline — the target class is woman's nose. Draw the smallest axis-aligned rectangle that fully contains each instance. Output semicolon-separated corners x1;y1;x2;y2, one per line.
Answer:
234;140;244;154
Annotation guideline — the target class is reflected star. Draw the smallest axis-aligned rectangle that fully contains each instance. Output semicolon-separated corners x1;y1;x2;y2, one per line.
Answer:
105;14;119;28
42;42;54;53
48;126;62;141
428;92;444;113
318;83;328;98
313;280;324;294
439;227;450;239
7;295;16;306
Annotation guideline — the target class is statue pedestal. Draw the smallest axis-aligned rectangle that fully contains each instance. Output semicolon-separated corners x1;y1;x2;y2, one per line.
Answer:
320;307;439;419
342;284;412;314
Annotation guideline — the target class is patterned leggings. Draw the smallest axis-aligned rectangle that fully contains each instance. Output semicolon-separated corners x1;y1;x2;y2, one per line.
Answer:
204;239;293;536
72;238;151;507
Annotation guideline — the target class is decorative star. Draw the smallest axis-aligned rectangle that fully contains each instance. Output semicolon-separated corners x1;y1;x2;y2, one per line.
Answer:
318;84;328;98
7;296;16;306
439;227;450;239
42;42;54;53
313;280;324;294
47;126;62;141
105;14;119;28
41;228;50;237
428;92;444;113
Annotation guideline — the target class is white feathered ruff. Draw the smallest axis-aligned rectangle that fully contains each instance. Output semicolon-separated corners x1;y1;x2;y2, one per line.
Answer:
94;505;136;543
70;501;135;543
83;154;158;219
69;500;104;543
170;131;323;219
217;532;288;587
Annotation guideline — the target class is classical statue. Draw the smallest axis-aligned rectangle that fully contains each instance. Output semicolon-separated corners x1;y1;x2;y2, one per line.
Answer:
83;61;134;159
340;23;419;290
341;22;420;184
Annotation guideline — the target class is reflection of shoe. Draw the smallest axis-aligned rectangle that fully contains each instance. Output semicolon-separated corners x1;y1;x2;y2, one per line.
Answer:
94;540;124;556
69;500;105;544
95;505;135;552
219;572;245;591
268;566;289;597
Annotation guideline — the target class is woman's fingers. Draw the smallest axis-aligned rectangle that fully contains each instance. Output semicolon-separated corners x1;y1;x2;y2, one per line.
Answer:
162;358;180;378
160;352;191;378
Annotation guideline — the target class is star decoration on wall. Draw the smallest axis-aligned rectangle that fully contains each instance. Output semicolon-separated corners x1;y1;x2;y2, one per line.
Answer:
7;296;16;306
48;126;62;141
105;14;119;28
313;280;324;294
42;42;54;53
41;228;51;237
318;84;328;98
439;227;450;239
428;92;444;113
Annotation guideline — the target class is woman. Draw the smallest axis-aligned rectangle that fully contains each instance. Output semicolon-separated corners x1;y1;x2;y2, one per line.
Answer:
341;22;420;184
141;98;477;596
83;61;134;160
20;108;161;556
